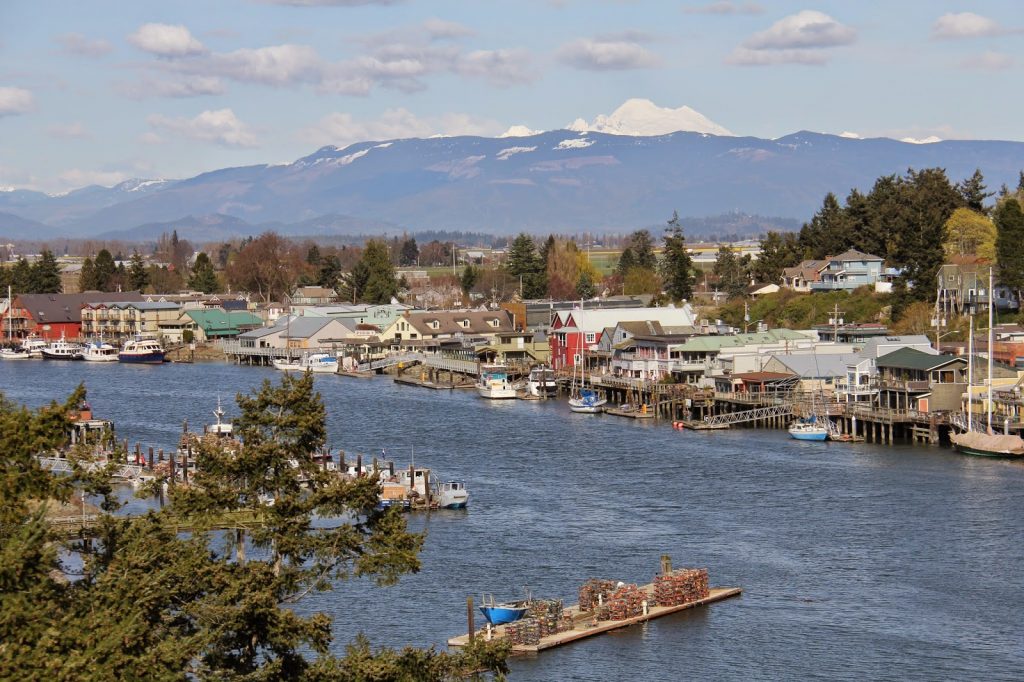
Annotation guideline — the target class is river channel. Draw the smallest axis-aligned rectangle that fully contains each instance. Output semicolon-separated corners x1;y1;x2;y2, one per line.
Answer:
1;360;1021;680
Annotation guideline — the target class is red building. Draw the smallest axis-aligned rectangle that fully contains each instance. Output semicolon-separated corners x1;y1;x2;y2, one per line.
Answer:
14;292;144;340
548;305;696;370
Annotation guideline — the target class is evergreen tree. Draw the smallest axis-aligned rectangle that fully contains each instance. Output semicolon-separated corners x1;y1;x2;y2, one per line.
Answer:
616;246;637;277
10;258;31;293
957;168;993;213
93;249;117;292
188;252;219;293
78;257;98;291
505;233;545;299
317;254;342;289
798;193;849;259
460;264;479;296
575;269;595;299
306;244;321;267
896;168;964;298
628;229;657;271
660;210;695;301
712;246;749;300
1018;171;1024;194
995;198;1024;299
753;231;800;284
29;249;62;293
127;252;149;292
360;240;399;303
399;238;419;267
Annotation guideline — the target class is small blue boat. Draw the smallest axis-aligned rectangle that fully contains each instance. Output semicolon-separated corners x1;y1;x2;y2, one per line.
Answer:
479;601;529;625
788;417;829;441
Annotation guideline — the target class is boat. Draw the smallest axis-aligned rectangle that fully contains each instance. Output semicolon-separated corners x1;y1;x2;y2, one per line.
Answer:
950;269;1024;458
477;363;518;399
479;595;530;626
433;480;469;509
788;418;829;441
118;337;165;364
0;346;30;359
273;352;338;373
1;286;30;359
80;339;119;362
568;343;606;413
41;334;84;360
526;365;557;398
21;335;46;358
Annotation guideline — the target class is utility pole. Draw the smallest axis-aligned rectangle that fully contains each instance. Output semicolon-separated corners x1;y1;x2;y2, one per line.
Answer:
828;303;845;343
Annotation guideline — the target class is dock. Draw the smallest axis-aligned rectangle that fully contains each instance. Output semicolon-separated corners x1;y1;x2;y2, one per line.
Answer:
448;565;741;654
605;405;655;419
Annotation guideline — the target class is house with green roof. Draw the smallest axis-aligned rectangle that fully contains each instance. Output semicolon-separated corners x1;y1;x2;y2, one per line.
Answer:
160;309;263;343
876;347;966;412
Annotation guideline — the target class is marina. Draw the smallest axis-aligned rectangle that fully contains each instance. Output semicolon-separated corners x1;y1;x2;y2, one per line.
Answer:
1;357;1022;680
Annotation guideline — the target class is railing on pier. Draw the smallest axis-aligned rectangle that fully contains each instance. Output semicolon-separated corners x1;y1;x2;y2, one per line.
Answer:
948;411;986;433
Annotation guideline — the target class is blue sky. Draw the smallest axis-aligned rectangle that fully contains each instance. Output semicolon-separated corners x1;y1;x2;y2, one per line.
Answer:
1;0;1021;192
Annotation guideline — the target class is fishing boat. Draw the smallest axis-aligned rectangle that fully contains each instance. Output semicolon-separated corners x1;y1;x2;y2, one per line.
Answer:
80;340;119;362
0;346;30;359
273;352;338;373
21;335;46;358
41;334;84;360
434;480;469;509
479;594;530;626
568;344;606;413
526;365;557;398
788;418;829;441
118;337;165;364
476;363;518;399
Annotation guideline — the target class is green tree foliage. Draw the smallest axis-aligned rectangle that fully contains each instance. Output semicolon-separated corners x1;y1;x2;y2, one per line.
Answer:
943;208;996;262
995;198;1024;295
459;263;479;296
660;211;695;301
798;193;849;259
317;254;342;289
10;258;32;293
187;252;219;293
957;168;993;213
712;246;750;300
0;380;509;679
615;246;636;277
753;231;801;284
29;249;63;293
357;240;399;304
399;238;419;267
92;249;117;292
127;252;149;292
715;288;890;330
623;266;662;296
505;233;545;299
575;269;595;299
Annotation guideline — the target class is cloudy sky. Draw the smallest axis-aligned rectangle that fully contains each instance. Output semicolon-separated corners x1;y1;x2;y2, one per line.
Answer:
1;1;1021;192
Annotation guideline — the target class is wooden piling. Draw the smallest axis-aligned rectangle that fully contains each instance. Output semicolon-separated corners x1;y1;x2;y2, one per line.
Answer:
467;596;475;643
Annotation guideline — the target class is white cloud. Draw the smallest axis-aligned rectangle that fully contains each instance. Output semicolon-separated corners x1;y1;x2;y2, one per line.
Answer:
422;18;475;40
838;131;861;139
206;44;322;86
959;50;1014;70
743;10;856;49
557;38;660;70
56;32;113;57
47;122;91;139
728;10;855;66
148;108;259;148
682;1;763;15
138;132;164;145
128;23;206;57
0;87;34;116
932;12;1008;40
123;75;226;99
455;48;536;86
300;108;503;147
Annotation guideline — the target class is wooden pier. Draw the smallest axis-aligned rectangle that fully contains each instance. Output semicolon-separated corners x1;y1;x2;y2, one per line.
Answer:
447;585;741;654
605;405;655;419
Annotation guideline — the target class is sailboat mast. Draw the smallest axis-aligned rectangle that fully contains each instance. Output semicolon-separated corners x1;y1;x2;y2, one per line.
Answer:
967;314;973;432
6;285;11;344
987;268;994;433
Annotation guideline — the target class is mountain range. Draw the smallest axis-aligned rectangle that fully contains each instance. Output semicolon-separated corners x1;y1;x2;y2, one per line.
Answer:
1;100;1022;243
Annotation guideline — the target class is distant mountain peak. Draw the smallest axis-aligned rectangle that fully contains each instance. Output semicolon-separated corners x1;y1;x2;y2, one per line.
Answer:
567;98;734;137
499;125;543;138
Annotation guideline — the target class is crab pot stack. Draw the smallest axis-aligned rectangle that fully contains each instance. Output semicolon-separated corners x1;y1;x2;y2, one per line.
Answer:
652;568;710;607
505;619;540;646
578;579;617;611
527;599;569;636
605;583;646;620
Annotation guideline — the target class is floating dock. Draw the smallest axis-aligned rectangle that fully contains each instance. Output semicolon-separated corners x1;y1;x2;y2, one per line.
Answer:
447;584;741;653
605;405;655;419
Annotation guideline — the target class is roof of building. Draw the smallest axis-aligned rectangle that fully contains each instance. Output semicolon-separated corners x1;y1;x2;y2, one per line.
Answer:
769;353;863;378
84;300;180;311
830;248;883;262
404;309;515;336
876;347;965;371
783;260;828;280
658;328;811;352
859;335;935;359
18;291;144;324
732;371;795;383
184;309;263;337
555;305;695;332
616;320;665;336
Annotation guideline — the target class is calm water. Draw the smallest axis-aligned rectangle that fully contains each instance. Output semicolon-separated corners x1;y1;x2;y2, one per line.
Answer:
1;360;1022;681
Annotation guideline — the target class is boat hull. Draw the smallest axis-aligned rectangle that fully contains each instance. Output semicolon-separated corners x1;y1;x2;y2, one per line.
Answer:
477;386;518;399
0;350;30;359
479;605;528;625
118;352;165;364
789;429;828;441
41;351;82;360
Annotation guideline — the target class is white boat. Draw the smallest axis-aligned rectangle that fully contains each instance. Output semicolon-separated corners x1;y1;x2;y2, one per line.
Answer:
118;337;165;364
80;340;119;362
0;346;30;359
273;352;338;373
21;335;46;358
434;480;469;509
788;419;829;441
526;365;557;398
477;363;518;399
568;344;606;413
41;334;83;360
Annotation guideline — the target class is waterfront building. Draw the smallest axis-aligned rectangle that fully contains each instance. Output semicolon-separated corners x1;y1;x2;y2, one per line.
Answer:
14;291;144;340
761;353;862;395
286;286;339;308
81;301;181;340
875;348;967;412
378;309;516;351
160;309;263;343
549;304;696;370
296;302;413;331
936;262;1020;315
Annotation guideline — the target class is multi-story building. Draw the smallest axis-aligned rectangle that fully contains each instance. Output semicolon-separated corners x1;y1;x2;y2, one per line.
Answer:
80;301;181;340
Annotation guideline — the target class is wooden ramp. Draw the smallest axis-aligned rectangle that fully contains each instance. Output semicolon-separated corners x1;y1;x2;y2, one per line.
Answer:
448;586;741;653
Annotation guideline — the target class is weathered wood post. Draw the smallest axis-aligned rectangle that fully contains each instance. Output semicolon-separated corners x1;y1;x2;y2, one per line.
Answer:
467;596;475;642
148;446;154;469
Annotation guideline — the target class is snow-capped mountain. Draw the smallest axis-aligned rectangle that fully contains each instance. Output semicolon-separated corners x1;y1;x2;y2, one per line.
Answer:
567;98;734;137
1;123;1022;240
